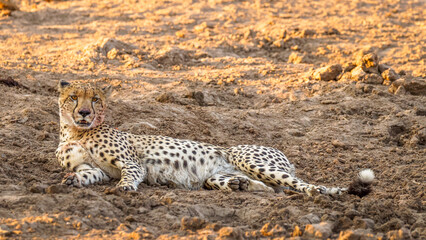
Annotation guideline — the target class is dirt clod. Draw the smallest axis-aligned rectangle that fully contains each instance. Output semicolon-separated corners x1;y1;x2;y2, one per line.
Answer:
46;184;69;194
181;217;206;231
357;52;379;74
304;222;333;239
218;227;243;240
0;77;23;88
28;183;48;193
312;64;342;81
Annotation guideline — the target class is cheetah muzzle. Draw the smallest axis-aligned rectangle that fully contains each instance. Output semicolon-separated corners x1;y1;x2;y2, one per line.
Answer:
56;80;375;197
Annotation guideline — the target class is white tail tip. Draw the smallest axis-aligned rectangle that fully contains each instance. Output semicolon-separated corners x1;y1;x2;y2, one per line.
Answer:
358;169;375;184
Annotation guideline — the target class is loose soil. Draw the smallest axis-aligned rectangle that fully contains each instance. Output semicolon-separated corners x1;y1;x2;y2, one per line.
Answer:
0;0;425;239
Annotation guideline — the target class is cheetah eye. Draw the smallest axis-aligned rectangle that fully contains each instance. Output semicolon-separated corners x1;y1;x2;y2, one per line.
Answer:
69;95;78;101
92;97;100;103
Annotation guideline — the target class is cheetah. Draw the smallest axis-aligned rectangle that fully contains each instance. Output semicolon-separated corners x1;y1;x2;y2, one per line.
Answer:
56;80;375;196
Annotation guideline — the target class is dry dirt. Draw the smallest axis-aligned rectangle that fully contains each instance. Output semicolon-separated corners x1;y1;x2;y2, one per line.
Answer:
0;0;425;239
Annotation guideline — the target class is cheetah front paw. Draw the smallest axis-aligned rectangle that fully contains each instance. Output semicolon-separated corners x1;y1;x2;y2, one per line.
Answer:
62;172;82;187
228;177;249;191
116;181;137;191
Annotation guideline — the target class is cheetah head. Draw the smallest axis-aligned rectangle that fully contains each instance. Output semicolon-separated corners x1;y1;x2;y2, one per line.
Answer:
58;80;111;129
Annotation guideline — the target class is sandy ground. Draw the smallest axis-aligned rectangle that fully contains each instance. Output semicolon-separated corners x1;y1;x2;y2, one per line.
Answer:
0;0;425;239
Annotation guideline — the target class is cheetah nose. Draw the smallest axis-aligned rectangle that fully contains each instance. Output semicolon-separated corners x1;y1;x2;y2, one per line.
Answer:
78;109;91;117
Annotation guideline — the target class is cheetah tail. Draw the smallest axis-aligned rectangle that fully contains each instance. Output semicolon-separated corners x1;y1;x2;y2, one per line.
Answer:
346;169;375;197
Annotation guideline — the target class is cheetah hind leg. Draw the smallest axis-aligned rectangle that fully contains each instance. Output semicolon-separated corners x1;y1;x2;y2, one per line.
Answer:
227;146;375;196
204;172;274;192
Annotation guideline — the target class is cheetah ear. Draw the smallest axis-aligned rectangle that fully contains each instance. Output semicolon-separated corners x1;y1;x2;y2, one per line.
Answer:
58;80;70;90
102;85;112;98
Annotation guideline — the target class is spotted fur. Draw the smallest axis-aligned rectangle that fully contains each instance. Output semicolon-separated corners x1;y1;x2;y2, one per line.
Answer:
56;81;374;196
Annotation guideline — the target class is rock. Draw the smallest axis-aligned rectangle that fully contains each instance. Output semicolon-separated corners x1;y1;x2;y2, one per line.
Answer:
354;218;375;229
298;213;321;225
155;47;193;66
193;22;211;33
180;217;206;231
342;62;357;73
338;72;353;82
218;227;243;240
125;215;137;222
291;225;303;237
81;38;138;64
28;183;48;193
160;192;177;205
185;91;209;106
205;222;222;231
338;229;376;240
107;48;118;60
137;207;149;214
259;223;285;237
331;140;346;148
411;227;425;239
386;227;411;240
357;52;379;74
402;77;426;96
414;128;426;145
344;209;361;219
288;129;305;137
362;73;383;84
288;52;306;64
299;29;316;37
323;28;340;35
389;78;426;95
175;30;186;38
388;79;404;94
188;204;235;218
46;184;69;194
378;218;404;232
388;122;406;136
304;222;333;239
415;109;426;116
333;217;353;233
156;92;176;103
381;68;398;84
394;85;406;95
378;63;391;73
312;64;343;81
350;66;367;81
0;0;19;11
